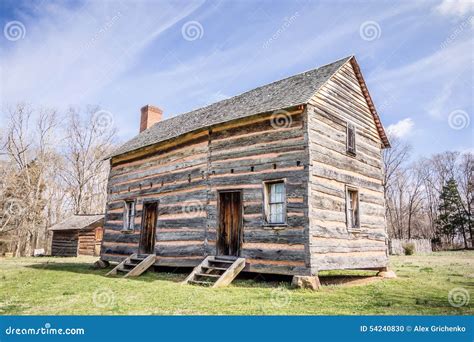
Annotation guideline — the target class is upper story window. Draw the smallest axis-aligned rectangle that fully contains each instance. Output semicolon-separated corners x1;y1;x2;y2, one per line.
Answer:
346;187;360;230
346;122;356;155
264;180;286;225
123;200;135;231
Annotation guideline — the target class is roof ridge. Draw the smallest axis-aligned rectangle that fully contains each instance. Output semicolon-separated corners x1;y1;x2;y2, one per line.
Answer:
303;56;353;103
145;55;353;130
110;56;354;158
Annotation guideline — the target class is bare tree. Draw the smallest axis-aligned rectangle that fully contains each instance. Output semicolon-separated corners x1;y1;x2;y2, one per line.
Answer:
60;106;116;215
0;103;117;255
0;103;58;256
383;135;412;239
405;164;426;239
383;135;412;200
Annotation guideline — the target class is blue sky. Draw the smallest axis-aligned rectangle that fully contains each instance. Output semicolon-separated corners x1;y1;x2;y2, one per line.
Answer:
0;0;472;157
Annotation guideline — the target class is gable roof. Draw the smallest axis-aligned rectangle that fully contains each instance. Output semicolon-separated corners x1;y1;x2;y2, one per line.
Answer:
111;56;388;158
48;214;104;231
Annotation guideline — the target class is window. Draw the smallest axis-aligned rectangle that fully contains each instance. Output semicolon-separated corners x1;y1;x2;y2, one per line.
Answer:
123;200;135;231
264;181;286;224
346;187;360;229
346;122;356;155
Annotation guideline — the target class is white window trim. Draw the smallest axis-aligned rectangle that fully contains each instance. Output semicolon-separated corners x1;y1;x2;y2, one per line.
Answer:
345;185;361;231
263;179;287;226
123;200;136;231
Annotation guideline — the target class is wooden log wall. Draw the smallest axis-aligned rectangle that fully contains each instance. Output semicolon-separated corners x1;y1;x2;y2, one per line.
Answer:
77;228;100;256
306;60;388;272
51;231;78;257
208;109;309;275
101;108;311;275
102;130;210;266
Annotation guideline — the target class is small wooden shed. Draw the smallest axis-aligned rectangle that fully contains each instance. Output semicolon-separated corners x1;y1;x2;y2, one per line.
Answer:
49;215;104;257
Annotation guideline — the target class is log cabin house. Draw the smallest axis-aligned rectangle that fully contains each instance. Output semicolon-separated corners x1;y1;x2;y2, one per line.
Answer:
102;56;391;287
50;215;104;257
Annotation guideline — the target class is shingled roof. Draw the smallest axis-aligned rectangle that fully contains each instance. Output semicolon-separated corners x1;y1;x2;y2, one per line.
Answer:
48;214;104;231
111;56;388;158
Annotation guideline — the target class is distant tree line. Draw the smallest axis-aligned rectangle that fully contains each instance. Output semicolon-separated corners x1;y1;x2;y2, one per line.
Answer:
383;136;473;249
0;103;116;256
0;103;471;255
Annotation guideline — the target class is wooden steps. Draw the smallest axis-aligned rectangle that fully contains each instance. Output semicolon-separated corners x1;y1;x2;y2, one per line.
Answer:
106;253;156;278
183;256;246;288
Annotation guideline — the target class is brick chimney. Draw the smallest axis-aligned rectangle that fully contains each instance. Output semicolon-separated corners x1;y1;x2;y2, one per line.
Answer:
140;105;163;132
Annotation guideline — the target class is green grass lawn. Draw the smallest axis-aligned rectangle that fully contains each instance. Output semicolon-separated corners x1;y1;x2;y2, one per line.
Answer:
0;251;473;315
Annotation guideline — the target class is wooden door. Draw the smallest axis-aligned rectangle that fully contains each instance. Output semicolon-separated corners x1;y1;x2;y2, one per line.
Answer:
94;227;103;256
139;202;158;254
217;191;242;256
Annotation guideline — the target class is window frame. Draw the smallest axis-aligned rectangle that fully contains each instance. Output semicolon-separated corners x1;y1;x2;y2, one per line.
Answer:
346;122;357;156
263;179;287;226
345;186;360;231
122;200;136;232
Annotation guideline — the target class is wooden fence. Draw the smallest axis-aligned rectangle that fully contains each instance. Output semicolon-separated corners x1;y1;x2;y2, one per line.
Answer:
388;239;432;255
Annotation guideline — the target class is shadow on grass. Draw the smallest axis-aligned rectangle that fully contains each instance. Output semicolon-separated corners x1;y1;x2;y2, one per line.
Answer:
25;262;384;289
0;304;27;315
25;262;169;283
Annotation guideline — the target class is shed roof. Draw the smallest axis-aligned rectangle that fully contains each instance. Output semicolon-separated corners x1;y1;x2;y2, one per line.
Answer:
48;214;104;231
111;56;389;158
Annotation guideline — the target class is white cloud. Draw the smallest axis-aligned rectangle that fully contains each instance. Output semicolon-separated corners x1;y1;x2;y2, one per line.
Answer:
0;1;205;109
369;38;472;122
370;39;471;87
434;0;473;17
387;118;415;138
